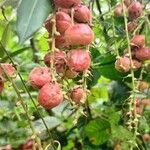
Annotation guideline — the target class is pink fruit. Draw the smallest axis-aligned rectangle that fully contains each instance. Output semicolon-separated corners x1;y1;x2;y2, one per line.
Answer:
136;98;141;107
135;47;150;61
38;82;63;109
130;35;145;48
141;99;150;106
54;0;81;8
74;5;90;23
69;87;86;104
20;139;33;150
28;67;51;89
44;51;66;74
143;134;150;142
67;50;91;72
128;1;143;20
132;59;141;71
115;56;130;72
55;35;68;48
135;106;142;115
127;21;137;32
0;63;15;77
56;12;71;34
64;24;94;46
45;12;71;34
0;77;4;94
65;69;78;79
58;8;71;14
114;4;123;17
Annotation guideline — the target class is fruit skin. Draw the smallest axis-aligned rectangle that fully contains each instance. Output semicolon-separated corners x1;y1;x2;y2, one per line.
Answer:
115;56;130;72
74;5;90;23
128;1;143;20
0;63;15;77
55;35;68;48
19;139;33;150
44;51;66;74
0;77;4;94
69;87;86;104
132;59;141;71
127;21;137;32
28;67;51;89
141;99;150;106
67;50;91;72
130;35;145;48
135;47;150;61
54;0;81;8
142;134;150;142
114;4;123;17
45;12;71;34
64;24;94;46
38;82;63;109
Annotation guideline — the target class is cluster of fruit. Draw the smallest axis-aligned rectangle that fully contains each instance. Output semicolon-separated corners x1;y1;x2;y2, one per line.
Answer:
0;64;15;94
28;0;94;110
114;1;150;72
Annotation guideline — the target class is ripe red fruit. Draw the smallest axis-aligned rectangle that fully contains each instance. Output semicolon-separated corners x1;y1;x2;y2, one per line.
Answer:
64;24;94;46
115;56;130;72
44;51;66;74
28;67;51;89
74;5;90;23
67;50;91;72
56;12;71;34
135;106;142;115
135;47;150;61
128;2;143;20
114;4;123;17
0;78;4;94
69;87;86;104
130;35;145;48
55;35;68;48
127;21;137;32
38;82;63;109
136;98;141;107
65;69;78;79
54;0;81;8
20;139;33;150
45;12;71;34
0;63;15;77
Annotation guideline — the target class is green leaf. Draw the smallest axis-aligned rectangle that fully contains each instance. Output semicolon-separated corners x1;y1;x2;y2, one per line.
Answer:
84;119;111;145
16;0;52;43
0;0;20;8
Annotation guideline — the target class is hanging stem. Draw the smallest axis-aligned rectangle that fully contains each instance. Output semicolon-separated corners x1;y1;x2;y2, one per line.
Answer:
0;42;56;149
121;1;139;149
0;64;43;150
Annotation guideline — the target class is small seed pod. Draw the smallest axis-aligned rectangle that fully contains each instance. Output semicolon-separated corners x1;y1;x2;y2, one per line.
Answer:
114;4;123;17
115;56;130;72
135;47;150;61
127;21;137;32
69;87;86;104
67;49;91;72
132;59;142;71
74;5;90;23
0;63;16;77
130;35;145;48
64;24;94;46
138;81;149;92
142;134;150;142
28;67;52;89
128;1;143;20
65;69;78;79
38;82;63;109
44;51;66;74
54;0;81;8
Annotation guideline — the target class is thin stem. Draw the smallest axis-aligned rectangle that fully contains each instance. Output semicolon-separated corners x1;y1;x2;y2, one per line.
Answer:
121;0;139;149
0;42;55;149
0;64;43;150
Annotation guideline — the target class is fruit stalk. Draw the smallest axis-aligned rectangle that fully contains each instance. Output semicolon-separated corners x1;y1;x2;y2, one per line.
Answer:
121;1;139;149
